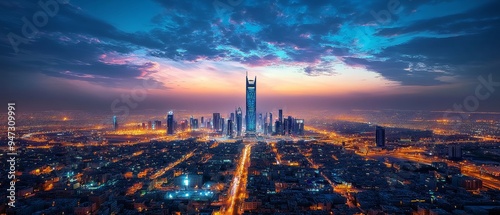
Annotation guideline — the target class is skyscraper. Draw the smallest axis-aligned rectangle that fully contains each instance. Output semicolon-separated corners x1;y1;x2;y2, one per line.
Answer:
213;113;221;132
113;116;118;130
236;107;242;136
376;126;385;147
269;112;273;134
278;109;283;134
167;111;174;135
227;119;233;137
246;72;257;135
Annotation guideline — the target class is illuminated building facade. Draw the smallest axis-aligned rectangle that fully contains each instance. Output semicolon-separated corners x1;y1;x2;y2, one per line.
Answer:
167;111;174;135
112;116;118;130
246;72;256;135
236;107;242;136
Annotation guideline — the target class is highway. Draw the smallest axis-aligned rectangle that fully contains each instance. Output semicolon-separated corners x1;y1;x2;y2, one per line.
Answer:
225;142;253;215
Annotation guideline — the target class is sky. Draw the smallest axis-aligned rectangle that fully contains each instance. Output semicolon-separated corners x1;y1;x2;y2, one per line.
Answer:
1;0;500;113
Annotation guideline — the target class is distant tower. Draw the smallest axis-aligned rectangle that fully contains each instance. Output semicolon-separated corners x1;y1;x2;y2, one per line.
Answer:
190;115;194;130
227;119;233;137
269;112;273;134
113;116;118;130
213;113;221;132
278;109;283;134
167;111;174;135
448;145;462;160
236;107;243;136
246;72;257;135
376;126;385;147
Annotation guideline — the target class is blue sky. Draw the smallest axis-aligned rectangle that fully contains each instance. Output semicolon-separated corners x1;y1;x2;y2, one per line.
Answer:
1;0;499;111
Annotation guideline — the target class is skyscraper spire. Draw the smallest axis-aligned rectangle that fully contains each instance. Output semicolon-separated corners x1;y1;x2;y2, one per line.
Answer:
246;72;256;136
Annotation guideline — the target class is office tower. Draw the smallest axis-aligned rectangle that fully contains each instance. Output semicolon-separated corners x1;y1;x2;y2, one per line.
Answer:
141;122;146;129
190;116;194;130
269;112;273;133
227;119;233;137
113;116;118;130
179;120;188;131
193;119;199;130
153;120;161;130
236;107;242;136
448;145;462;160
201;117;204;128
283;118;289;135
295;119;304;135
246;72;257;134
221;118;225;135
375;126;385;147
278;109;283;134
287;116;293;134
274;121;280;135
230;113;235;122
213;113;221;132
167;111;174;135
258;113;263;132
264;122;268;135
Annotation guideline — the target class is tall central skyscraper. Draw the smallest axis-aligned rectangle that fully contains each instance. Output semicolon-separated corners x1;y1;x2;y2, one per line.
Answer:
246;72;256;134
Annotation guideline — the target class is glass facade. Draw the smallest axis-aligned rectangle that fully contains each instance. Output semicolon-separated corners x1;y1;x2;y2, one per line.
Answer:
246;74;256;133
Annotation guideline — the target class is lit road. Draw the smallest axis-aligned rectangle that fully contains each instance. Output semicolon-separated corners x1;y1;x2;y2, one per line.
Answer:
225;142;253;215
150;150;196;180
367;151;500;190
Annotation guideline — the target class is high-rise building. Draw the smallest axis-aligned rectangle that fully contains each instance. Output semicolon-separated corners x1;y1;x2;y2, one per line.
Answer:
448;145;462;160
167;111;174;135
213;113;221;132
236;107;242;136
269;112;273;133
295;119;304;135
227;119;233;137
278;109;283;134
153;120;161;130
201;117;204;127
376;126;385;147
281;118;290;135
220;118;225;135
287;116;293;134
193;119;199;130
179;120;188;131
113;116;118;130
258;113;263;132
246;72;256;135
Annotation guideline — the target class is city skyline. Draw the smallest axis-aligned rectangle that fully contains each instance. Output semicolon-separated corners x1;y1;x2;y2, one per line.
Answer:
1;0;500;112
